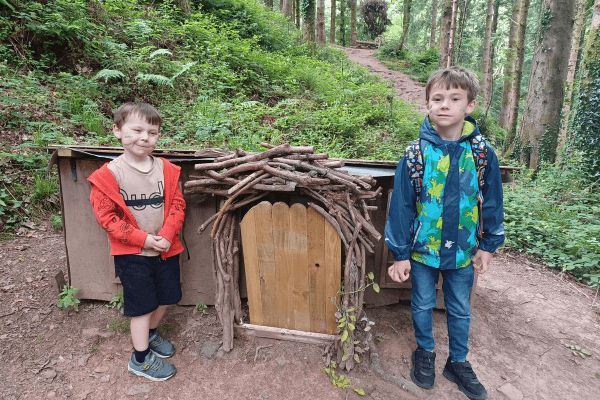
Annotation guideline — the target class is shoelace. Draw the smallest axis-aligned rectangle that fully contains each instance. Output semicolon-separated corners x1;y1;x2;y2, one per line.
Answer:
455;362;477;380
416;353;435;369
145;354;163;371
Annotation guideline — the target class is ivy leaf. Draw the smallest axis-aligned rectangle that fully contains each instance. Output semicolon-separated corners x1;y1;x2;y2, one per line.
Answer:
348;323;355;331
367;272;374;280
354;388;366;395
341;329;348;342
373;283;380;293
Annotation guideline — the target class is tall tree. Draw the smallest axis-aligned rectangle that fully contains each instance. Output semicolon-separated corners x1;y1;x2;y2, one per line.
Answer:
447;0;459;67
317;0;325;43
430;0;439;48
282;0;294;21
499;0;530;143
454;0;469;64
330;0;336;44
265;0;274;9
351;0;357;46
438;0;453;67
398;0;413;50
518;0;575;169
176;0;191;14
556;0;589;158
481;0;500;114
296;0;301;29
570;0;600;175
302;0;316;43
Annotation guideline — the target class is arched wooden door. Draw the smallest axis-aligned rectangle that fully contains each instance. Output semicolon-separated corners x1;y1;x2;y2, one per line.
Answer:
240;201;341;334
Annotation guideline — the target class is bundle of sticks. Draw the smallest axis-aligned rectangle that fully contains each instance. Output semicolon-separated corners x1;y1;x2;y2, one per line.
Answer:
185;143;382;361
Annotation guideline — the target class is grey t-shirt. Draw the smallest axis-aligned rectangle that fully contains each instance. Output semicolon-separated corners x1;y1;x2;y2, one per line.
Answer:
107;155;165;256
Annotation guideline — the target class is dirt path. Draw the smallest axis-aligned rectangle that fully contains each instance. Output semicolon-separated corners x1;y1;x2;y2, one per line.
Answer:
1;49;600;400
344;48;427;114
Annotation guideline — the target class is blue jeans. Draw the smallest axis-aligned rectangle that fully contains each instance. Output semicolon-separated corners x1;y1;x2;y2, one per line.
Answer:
410;259;474;362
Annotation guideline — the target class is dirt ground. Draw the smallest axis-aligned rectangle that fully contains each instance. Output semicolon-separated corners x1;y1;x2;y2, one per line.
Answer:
2;48;600;400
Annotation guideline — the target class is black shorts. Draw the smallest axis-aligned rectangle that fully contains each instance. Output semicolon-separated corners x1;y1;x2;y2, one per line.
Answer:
114;254;182;317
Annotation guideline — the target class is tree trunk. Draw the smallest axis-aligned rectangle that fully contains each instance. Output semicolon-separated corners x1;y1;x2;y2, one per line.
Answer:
446;0;459;67
556;0;588;159
350;0;357;46
430;0;439;48
398;0;413;50
481;0;500;114
283;0;294;21
454;0;469;65
517;0;575;169
176;0;191;13
499;0;530;140
570;0;600;175
330;0;336;44
438;0;453;67
302;0;316;43
265;0;274;9
296;0;301;29
317;0;325;43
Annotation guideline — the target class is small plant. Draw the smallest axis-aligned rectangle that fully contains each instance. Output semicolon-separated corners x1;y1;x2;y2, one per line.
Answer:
106;290;124;314
57;285;80;311
195;301;208;315
109;318;130;333
92;347;99;353
50;215;63;230
37;334;43;340
159;324;178;334
565;343;591;359
322;361;351;389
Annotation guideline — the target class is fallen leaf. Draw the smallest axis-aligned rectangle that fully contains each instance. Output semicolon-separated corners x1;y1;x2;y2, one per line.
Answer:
104;354;114;361
39;258;47;263
19;258;24;262
94;366;109;373
14;299;24;302
26;277;33;283
49;324;55;330
1;284;15;291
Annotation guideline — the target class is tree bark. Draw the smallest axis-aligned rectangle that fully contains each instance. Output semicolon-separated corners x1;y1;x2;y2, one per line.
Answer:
330;0;336;44
430;0;439;48
481;0;499;114
446;0;459;67
398;0;413;50
317;0;325;43
556;0;588;159
265;0;274;8
517;0;575;169
176;0;191;13
499;0;530;140
350;0;357;46
282;0;294;21
454;0;469;65
438;0;453;67
302;0;316;43
296;0;301;29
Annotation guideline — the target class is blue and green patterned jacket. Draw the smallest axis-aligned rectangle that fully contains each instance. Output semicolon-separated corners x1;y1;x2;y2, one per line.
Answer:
384;116;505;270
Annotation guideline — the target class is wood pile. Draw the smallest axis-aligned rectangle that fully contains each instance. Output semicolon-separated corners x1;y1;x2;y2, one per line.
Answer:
185;143;382;366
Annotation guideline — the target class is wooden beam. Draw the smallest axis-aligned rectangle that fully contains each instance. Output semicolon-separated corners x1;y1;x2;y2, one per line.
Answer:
234;323;339;345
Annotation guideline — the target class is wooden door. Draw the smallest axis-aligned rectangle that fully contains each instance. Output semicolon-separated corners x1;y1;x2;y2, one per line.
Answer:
240;201;341;334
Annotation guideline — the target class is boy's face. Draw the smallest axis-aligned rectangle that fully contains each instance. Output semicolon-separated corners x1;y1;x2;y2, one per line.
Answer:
426;84;475;134
113;113;160;161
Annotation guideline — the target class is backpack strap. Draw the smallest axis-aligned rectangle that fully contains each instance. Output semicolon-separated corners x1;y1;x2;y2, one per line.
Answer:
405;139;424;196
469;134;488;189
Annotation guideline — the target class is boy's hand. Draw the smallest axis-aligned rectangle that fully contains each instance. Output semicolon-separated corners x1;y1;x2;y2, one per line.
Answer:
388;260;411;283
143;235;170;252
472;250;493;274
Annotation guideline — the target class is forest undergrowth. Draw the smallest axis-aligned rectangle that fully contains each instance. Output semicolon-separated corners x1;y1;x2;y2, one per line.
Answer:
1;0;598;287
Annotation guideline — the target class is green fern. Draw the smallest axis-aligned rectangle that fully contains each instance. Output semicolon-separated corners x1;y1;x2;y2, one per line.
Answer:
169;62;196;82
276;98;300;108
1;0;15;11
94;69;125;81
135;73;173;87
149;49;173;59
240;101;260;109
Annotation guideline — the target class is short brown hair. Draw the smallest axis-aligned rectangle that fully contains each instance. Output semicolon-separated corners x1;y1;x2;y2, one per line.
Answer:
113;102;162;129
425;66;480;103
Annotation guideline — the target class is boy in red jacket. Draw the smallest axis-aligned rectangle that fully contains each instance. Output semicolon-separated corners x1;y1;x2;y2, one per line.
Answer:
88;103;186;381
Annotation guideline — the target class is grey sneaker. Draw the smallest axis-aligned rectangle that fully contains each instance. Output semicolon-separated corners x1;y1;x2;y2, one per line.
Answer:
149;330;175;358
128;351;176;381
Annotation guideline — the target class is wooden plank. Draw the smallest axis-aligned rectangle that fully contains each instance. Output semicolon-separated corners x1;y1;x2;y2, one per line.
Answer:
234;323;339;345
254;201;277;327
307;208;327;333
240;205;262;325
272;202;294;329
290;203;310;332
324;217;341;334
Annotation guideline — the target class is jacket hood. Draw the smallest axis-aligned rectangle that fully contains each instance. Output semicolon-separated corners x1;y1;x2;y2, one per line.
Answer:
418;115;480;145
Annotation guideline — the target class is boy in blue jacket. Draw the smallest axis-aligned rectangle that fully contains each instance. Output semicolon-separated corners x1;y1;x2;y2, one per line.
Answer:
385;66;504;399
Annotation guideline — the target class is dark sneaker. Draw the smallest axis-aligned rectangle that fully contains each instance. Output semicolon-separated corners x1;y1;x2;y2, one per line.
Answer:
149;330;175;358
128;351;176;381
443;357;488;399
411;347;436;389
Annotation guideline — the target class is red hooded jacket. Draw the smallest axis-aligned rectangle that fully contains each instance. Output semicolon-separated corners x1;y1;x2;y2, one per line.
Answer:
87;158;186;259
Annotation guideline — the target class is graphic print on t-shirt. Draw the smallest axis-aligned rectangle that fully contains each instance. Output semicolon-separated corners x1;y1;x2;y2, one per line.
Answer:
120;181;164;210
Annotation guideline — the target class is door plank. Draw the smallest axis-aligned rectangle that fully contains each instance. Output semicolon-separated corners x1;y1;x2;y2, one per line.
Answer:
240;206;262;325
254;201;277;327
289;203;310;332
273;202;294;329
307;208;327;333
324;220;342;334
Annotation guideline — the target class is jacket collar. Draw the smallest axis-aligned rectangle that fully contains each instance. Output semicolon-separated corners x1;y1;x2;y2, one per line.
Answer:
419;115;480;146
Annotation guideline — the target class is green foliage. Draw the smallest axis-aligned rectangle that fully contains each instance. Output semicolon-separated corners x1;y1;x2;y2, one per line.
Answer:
322;361;351;389
50;214;63;230
504;162;600;286
376;45;439;84
195;301;208;315
159;324;178;334
106;290;124;314
564;343;591;359
109;317;130;333
57;285;80;311
359;0;392;40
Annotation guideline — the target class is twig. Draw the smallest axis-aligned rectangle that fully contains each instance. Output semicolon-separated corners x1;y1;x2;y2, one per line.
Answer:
254;344;273;363
0;310;16;318
592;286;599;308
